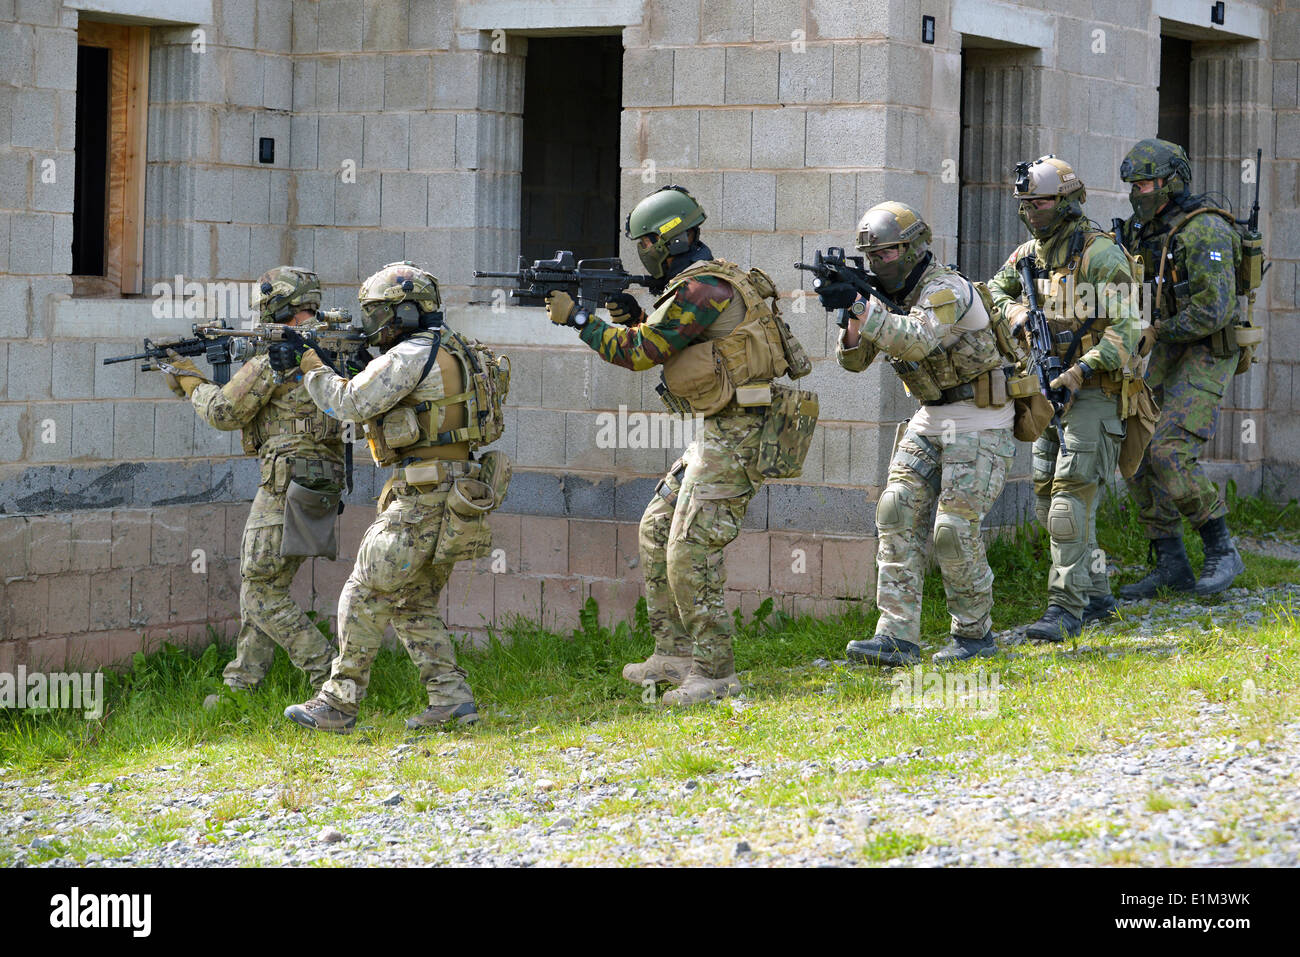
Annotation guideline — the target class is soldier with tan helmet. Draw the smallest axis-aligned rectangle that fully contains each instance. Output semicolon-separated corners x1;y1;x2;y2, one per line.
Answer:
546;185;818;706
163;266;344;702
988;156;1143;640
826;202;1023;665
277;262;512;733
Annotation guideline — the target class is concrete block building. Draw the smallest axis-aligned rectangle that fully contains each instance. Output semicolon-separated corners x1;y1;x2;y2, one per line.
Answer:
1;0;1294;668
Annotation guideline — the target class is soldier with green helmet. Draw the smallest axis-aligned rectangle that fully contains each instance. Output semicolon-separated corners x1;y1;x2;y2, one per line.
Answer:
988;156;1143;640
546;184;817;706
1117;137;1246;598
162;266;343;701
828;201;1020;665
279;262;511;733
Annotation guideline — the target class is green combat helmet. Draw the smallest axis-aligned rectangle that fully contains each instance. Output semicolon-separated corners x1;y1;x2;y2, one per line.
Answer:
358;261;442;345
253;266;321;322
1120;138;1193;223
624;184;707;279
1013;155;1086;240
855;201;932;292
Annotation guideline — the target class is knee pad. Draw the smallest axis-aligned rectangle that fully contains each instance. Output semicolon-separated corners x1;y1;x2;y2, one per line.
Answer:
1034;495;1051;530
876;485;913;533
933;512;970;564
1047;497;1084;545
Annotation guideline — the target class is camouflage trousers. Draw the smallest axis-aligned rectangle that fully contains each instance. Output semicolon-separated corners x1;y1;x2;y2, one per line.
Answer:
222;486;336;691
1125;341;1237;539
319;489;473;718
638;409;764;679
875;427;1016;646
1033;388;1124;617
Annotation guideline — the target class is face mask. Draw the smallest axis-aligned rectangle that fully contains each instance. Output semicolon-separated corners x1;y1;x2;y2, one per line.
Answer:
1019;200;1067;239
867;248;910;292
1129;185;1165;223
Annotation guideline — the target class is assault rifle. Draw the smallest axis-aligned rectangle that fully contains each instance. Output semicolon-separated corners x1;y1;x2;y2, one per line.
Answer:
193;316;369;383
474;250;654;327
1017;256;1069;428
102;333;235;385
794;246;907;329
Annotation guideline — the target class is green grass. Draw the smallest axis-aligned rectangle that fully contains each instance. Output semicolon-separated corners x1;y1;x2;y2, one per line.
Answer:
1;493;1297;866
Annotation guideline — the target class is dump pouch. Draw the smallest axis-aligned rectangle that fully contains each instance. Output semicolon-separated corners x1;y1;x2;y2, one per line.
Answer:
431;476;495;563
754;383;819;479
281;479;342;559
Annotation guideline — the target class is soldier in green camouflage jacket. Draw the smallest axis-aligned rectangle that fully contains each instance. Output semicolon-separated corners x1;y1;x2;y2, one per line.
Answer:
988;156;1142;640
1116;138;1245;598
829;202;1018;666
546;185;815;706
164;267;341;702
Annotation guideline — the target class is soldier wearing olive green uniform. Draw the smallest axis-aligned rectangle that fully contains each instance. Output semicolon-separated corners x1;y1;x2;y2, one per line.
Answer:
988;156;1142;640
827;203;1020;666
1117;138;1246;598
284;263;510;733
546;185;817;706
165;267;341;697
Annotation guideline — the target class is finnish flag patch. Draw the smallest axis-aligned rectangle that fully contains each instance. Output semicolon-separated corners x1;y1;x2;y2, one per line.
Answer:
1210;251;1223;261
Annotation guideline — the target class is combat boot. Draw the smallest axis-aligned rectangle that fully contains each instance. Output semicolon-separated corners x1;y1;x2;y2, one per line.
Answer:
406;701;478;730
1024;605;1082;642
1118;537;1195;600
621;654;692;687
661;670;742;706
933;630;997;663
1194;516;1245;596
845;634;921;667
284;696;356;733
1082;593;1117;624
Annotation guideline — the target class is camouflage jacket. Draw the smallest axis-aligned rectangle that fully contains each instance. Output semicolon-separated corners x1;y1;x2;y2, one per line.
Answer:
1119;201;1239;343
836;258;1001;385
191;317;343;467
577;273;734;370
988;215;1141;375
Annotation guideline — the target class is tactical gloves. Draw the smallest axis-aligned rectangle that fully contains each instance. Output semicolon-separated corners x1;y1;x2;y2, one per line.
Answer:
605;292;644;325
1049;360;1091;396
816;281;858;311
1006;302;1030;336
545;290;578;327
163;350;204;398
268;342;301;374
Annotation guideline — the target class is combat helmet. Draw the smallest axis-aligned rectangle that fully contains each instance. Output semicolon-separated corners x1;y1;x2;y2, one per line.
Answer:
855;201;932;293
253;266;321;322
1120;138;1192;223
357;261;442;345
1013;155;1086;240
625;184;708;279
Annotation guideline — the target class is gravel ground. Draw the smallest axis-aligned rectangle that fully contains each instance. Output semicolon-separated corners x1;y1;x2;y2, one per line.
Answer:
2;583;1297;868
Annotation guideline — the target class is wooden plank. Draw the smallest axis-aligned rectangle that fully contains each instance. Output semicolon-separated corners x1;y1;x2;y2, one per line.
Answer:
122;26;149;295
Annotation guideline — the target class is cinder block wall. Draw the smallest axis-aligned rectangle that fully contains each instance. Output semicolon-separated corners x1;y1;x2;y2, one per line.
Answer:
0;0;1287;671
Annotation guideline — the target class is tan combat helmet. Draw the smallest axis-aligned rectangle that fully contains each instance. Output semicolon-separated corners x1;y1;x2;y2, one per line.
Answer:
855;201;932;292
253;266;321;323
357;261;442;345
1013;155;1086;239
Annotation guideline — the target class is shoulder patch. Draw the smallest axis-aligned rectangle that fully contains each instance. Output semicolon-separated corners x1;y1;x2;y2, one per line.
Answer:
924;287;959;324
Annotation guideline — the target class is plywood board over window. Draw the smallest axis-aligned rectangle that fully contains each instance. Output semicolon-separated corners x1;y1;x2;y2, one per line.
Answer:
74;21;149;296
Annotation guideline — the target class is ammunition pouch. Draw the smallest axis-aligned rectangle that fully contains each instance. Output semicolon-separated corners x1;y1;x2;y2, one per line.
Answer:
754;383;819;479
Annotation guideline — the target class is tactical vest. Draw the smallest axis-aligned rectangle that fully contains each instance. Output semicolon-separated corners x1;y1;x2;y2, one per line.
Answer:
1024;230;1128;394
887;264;1010;406
657;260;810;416
363;332;471;467
241;378;343;456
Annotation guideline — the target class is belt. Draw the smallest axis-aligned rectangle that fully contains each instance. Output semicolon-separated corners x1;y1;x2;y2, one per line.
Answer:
391;459;479;487
921;383;975;406
264;417;326;436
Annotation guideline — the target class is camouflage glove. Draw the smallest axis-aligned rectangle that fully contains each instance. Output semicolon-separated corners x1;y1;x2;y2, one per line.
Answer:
1049;360;1091;397
163;349;203;398
299;348;324;374
545;290;578;327
1006;303;1030;336
605;292;644;326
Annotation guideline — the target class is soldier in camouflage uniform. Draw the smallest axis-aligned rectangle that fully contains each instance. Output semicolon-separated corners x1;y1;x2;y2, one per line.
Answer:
989;156;1143;640
282;263;501;733
1117;138;1246;597
164;267;341;700
827;202;1019;665
546;185;815;705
